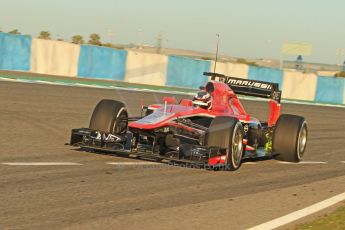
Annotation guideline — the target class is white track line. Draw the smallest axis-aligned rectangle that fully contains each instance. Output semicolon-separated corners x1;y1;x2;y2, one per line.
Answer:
341;161;345;164
248;192;345;230
0;77;193;96
106;162;160;166
242;162;258;165
2;77;345;108
1;162;82;166
277;161;327;165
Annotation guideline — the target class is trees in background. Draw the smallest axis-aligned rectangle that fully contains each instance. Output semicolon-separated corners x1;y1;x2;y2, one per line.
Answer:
2;29;112;48
103;43;113;47
8;29;21;35
38;31;51;40
88;33;101;46
71;35;84;44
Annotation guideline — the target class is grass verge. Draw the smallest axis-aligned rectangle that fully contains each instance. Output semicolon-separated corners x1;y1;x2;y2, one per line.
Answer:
0;70;197;94
293;203;345;230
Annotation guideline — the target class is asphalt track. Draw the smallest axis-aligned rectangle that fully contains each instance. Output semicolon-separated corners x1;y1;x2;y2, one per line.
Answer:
0;80;345;230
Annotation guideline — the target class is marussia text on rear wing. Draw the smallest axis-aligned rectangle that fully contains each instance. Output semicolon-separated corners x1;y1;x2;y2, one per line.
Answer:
204;72;282;103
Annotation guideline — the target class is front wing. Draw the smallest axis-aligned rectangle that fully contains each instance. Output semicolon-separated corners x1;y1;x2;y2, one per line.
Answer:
70;128;224;167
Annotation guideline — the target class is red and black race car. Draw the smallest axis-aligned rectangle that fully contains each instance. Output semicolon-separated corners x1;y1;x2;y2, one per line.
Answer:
70;72;308;170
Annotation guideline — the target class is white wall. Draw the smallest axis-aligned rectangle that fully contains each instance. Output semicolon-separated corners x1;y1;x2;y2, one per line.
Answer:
124;51;168;86
30;38;80;77
210;61;249;79
282;71;317;101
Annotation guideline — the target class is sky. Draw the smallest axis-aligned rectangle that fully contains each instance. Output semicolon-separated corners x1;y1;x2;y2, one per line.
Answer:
0;0;344;64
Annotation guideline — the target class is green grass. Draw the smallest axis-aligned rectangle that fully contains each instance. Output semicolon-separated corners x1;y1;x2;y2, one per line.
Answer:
1;70;344;107
0;71;197;94
334;71;345;78
293;204;345;230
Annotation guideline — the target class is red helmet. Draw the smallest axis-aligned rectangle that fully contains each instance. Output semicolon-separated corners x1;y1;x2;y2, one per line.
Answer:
192;91;212;110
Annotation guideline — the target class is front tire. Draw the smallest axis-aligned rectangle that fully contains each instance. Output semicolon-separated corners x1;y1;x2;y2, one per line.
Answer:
89;99;128;134
206;117;244;171
273;114;307;162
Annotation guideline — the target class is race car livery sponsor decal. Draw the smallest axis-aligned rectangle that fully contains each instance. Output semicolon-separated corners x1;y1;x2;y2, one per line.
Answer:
225;78;273;90
93;132;121;142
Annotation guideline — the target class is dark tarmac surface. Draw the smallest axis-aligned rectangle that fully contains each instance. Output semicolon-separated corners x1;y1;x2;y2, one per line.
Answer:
0;81;344;230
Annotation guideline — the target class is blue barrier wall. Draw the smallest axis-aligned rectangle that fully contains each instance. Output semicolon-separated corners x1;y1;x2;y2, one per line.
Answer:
166;56;211;88
0;33;31;71
77;45;127;80
315;76;345;104
1;32;345;105
248;66;284;90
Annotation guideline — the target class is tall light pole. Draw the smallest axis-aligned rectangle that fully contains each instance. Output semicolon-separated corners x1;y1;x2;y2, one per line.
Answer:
138;28;143;49
213;33;220;74
156;32;168;54
156;33;162;53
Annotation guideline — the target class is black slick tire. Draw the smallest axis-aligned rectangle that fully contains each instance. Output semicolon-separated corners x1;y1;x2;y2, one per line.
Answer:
273;114;307;162
206;117;244;171
89;99;128;134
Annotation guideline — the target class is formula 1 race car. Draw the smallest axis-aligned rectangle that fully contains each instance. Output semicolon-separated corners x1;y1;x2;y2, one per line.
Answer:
70;72;308;170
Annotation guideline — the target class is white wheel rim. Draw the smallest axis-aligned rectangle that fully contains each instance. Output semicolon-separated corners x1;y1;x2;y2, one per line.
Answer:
113;107;127;134
231;123;243;168
297;121;307;160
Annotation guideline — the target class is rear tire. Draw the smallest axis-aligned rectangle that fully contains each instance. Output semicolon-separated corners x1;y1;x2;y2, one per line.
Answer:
206;117;244;171
273;114;307;162
89;99;128;134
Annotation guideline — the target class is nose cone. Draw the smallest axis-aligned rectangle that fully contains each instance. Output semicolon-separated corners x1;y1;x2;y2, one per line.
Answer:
130;111;174;127
129;105;194;129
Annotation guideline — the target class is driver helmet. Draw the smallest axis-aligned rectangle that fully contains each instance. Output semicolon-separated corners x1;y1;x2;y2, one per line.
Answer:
192;91;212;110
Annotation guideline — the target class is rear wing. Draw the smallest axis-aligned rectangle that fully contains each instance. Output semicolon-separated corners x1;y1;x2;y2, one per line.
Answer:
204;72;282;103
